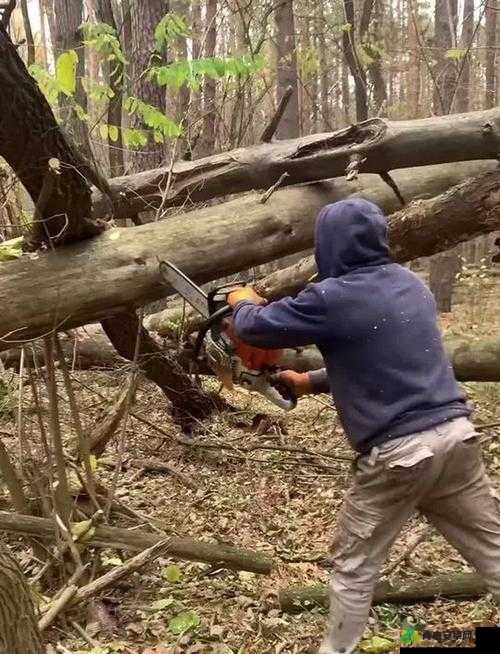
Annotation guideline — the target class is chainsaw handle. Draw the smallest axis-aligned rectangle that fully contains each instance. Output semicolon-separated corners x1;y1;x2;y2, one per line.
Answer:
193;305;233;362
239;371;297;411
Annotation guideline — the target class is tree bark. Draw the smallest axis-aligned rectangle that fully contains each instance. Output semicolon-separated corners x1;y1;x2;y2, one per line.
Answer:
429;0;460;311
52;0;90;153
279;571;485;613
454;0;474;113
485;0;498;109
96;0;125;177
198;0;217;155
254;163;500;299
278;336;500;383
0;545;43;653
0;25;102;247
275;0;300;138
342;0;368;121
0;160;497;349
128;0;168;172
91;106;500;220
0;511;273;574
20;0;35;66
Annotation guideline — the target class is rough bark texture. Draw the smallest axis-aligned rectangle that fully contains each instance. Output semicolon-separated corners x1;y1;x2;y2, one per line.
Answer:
278;337;500;383
0;511;273;574
429;0;459;311
91;107;500;220
101;311;226;428
0;160;497;349
342;0;368;121
198;0;217;155
0;545;43;653
96;0;125;176
455;0;474;113
256;164;500;300
485;0;498;109
279;572;485;613
128;0;168;172
275;0;300;138
0;25;101;246
52;0;89;152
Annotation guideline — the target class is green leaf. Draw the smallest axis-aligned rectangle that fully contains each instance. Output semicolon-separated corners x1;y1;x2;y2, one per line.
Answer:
0;237;23;262
150;597;174;611
360;635;396;653
56;50;78;96
168;609;200;635
82;22;127;65
446;47;467;60
99;123;109;140
162;564;182;583
154;13;189;51
108;125;119;142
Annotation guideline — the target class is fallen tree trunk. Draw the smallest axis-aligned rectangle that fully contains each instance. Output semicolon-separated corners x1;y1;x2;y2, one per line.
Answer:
3;330;499;383
0;161;497;351
280;337;500;383
91;107;500;219
279;572;486;613
257;167;500;299
0;510;273;574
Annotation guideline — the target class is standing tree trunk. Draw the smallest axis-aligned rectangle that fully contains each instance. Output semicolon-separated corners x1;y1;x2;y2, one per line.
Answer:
407;0;420;117
342;0;368;121
485;0;498;109
128;0;168;172
429;0;459;312
455;0;474;113
96;0;125;177
317;4;330;130
20;0;35;66
0;23;101;247
275;0;300;138
199;0;217;154
52;0;90;153
0;545;43;653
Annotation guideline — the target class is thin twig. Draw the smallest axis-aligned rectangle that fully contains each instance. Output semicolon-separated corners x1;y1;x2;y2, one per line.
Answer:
104;310;143;521
39;585;78;632
44;335;73;523
55;334;99;507
260;85;294;142
259;172;290;204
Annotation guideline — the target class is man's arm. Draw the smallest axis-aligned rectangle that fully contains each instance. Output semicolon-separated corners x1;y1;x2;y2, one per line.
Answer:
278;368;331;397
229;284;331;350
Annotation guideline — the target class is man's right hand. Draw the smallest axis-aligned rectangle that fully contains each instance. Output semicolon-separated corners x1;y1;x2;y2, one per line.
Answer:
276;370;313;397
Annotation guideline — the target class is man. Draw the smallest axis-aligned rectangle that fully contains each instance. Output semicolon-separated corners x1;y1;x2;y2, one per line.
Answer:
227;199;500;654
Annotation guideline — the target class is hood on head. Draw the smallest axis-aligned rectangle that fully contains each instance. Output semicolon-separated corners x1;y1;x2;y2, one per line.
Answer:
314;198;391;279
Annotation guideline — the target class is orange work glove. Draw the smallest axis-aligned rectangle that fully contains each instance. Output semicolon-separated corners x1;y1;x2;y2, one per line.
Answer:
227;286;266;307
275;370;313;397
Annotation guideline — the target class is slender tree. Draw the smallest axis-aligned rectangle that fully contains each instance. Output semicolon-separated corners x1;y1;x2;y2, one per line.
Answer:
485;0;498;109
275;0;300;138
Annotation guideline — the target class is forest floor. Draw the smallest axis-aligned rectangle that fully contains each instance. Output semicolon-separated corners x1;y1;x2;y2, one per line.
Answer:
0;273;499;654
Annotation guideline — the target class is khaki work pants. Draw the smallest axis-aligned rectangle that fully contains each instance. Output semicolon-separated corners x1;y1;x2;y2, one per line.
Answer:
319;417;500;654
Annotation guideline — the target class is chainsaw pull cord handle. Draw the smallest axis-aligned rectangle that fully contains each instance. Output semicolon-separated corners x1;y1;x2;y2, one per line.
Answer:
193;304;233;363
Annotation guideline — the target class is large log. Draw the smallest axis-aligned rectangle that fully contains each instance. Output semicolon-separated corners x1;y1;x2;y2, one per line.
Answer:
91;107;500;219
0;511;273;574
0;161;498;352
257;167;500;299
280;337;500;383
279;572;486;613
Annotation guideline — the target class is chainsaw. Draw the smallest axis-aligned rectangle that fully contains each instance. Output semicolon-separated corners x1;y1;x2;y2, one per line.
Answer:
159;261;297;411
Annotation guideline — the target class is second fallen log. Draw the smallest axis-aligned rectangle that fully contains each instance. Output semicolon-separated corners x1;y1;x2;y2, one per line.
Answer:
279;572;486;613
0;511;273;574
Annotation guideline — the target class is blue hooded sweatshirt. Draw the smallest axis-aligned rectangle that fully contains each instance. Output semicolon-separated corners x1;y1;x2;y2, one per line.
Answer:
232;198;470;453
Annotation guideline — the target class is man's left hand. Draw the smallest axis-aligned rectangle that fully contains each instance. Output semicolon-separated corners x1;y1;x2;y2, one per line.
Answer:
227;286;266;307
